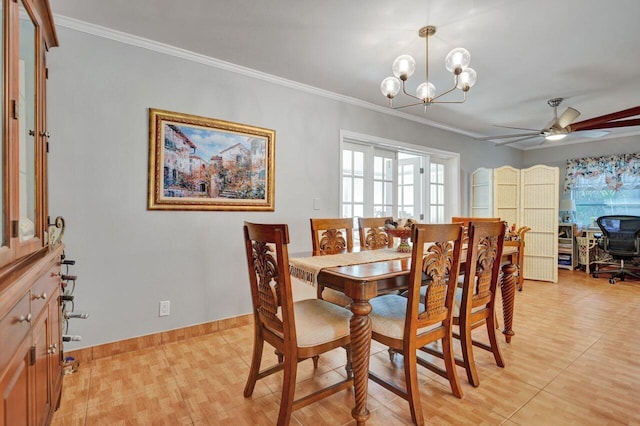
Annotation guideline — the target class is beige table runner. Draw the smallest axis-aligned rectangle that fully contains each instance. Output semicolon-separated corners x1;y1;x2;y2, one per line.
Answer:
289;248;411;286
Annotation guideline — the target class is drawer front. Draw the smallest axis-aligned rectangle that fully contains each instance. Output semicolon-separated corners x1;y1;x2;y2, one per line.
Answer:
31;265;61;318
0;293;32;373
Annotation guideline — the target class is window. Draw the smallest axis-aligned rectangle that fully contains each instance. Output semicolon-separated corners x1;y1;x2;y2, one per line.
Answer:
573;189;640;227
565;153;640;228
340;131;460;225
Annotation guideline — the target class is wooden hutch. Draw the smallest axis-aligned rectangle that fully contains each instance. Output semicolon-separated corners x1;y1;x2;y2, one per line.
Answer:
0;0;61;424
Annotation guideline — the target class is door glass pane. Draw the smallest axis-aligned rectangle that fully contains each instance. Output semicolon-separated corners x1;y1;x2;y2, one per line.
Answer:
373;181;382;204
354;177;364;203
342;177;352;202
342;150;352;174
353;152;364;177
19;3;37;241
373;157;382;179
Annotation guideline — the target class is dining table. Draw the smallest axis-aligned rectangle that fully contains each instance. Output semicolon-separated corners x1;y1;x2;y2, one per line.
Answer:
289;244;520;425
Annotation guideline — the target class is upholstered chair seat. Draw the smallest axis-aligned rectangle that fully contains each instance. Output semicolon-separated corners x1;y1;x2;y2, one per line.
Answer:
370;295;440;339
277;299;351;347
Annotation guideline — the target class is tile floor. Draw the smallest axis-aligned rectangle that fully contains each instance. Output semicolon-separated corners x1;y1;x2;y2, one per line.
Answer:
52;269;640;425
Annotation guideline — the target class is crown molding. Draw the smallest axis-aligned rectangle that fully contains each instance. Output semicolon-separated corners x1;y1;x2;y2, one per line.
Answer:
53;15;478;138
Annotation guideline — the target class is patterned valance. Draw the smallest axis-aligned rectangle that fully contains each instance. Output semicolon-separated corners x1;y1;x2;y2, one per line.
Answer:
564;152;640;192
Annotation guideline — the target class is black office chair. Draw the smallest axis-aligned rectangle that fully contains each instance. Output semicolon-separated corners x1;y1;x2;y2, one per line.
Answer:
594;215;640;284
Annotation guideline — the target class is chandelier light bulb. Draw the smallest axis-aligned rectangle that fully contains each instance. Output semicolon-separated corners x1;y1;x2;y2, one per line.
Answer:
445;48;471;74
416;82;436;101
392;55;416;81
380;76;401;98
457;68;477;91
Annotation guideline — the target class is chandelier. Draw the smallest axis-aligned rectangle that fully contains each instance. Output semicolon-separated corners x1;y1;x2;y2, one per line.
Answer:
380;26;477;110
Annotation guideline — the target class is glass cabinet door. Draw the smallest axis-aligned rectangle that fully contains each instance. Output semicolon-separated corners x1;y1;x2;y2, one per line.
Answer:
0;3;5;253
18;1;37;243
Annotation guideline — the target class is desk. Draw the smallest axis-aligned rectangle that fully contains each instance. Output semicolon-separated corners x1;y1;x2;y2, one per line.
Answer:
293;246;519;425
576;228;603;274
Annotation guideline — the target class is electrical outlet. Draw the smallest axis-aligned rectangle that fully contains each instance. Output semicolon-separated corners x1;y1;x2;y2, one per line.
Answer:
159;300;170;317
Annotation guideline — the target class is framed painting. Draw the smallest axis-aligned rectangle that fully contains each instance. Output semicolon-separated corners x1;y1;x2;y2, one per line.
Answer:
148;109;275;211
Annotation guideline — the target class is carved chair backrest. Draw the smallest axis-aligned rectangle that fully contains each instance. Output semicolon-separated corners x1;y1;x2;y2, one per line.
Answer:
358;217;394;250
460;221;506;315
310;218;354;256
451;217;501;244
243;222;296;345
404;224;463;332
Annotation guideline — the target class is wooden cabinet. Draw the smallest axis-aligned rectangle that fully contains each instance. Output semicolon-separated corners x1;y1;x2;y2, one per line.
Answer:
558;223;577;269
0;0;60;425
1;0;58;269
470;165;560;282
0;245;64;426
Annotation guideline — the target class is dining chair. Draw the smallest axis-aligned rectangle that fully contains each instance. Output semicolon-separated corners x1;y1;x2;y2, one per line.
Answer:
358;217;394;250
368;223;464;425
451;216;501;244
243;222;353;425
310;217;355;306
423;220;506;387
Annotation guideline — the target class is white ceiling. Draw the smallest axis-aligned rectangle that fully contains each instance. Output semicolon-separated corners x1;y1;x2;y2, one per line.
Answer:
51;0;640;150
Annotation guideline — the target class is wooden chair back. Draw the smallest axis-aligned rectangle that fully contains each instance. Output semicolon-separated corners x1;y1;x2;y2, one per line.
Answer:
451;217;501;227
368;223;465;424
451;216;501;244
462;221;506;315
358;217;394;250
406;224;464;335
456;220;506;386
243;222;296;344
310;218;354;256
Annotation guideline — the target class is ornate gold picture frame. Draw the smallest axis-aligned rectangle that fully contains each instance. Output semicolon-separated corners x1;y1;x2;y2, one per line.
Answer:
148;109;275;211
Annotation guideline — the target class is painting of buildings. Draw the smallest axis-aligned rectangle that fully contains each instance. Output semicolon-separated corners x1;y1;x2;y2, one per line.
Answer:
162;124;267;200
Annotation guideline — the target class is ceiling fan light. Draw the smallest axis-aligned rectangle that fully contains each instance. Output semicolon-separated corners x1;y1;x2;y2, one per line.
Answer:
392;55;416;81
380;77;401;98
457;67;477;91
445;47;470;74
545;133;568;141
416;81;436;101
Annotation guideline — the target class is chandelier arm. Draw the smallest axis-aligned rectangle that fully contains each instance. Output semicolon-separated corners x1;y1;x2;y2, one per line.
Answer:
391;100;432;110
401;80;423;102
429;75;460;103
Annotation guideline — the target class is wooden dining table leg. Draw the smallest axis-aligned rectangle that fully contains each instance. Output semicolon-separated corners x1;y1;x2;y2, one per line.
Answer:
349;299;372;425
500;263;517;343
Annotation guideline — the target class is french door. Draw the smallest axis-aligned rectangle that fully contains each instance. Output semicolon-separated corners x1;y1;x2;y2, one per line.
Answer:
341;141;425;222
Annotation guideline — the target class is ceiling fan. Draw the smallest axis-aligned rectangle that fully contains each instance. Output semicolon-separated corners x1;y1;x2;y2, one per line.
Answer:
478;98;640;146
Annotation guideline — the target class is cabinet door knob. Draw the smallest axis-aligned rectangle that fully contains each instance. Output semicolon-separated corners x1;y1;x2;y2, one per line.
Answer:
18;313;32;323
34;292;47;300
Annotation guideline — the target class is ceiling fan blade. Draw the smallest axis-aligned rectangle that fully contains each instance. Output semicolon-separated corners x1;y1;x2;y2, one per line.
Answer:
573;129;610;138
494;134;542;146
494;124;540;132
569;105;640;132
475;131;540;141
552;107;580;130
571;118;640;131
